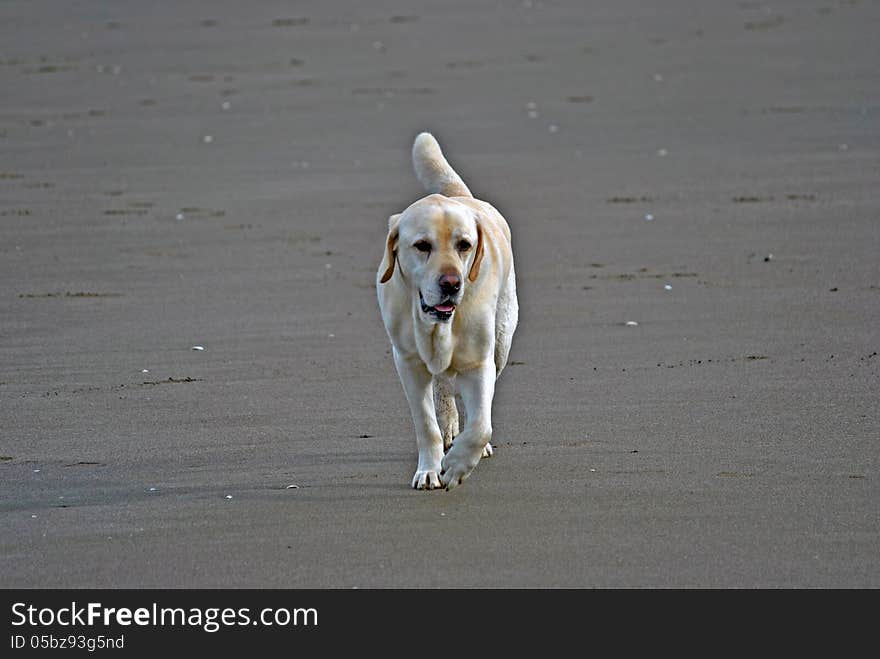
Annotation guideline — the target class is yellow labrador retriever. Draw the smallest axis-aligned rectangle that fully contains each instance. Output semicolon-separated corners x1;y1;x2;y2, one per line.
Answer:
377;133;518;490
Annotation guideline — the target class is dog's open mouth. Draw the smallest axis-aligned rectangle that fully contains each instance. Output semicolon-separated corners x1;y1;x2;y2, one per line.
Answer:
419;291;456;321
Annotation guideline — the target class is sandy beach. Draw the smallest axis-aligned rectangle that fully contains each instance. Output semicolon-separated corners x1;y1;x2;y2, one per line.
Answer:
1;0;878;587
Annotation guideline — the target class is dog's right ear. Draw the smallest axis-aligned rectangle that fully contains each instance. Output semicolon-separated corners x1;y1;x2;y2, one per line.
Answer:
379;214;401;284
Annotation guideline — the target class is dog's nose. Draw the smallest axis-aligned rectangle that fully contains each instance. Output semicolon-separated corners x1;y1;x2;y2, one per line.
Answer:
438;273;461;295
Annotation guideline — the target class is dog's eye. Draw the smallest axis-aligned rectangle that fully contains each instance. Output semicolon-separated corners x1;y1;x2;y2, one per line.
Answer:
413;240;432;253
457;240;472;252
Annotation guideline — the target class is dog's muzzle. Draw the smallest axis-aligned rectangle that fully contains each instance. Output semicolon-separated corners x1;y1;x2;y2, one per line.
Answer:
419;290;456;322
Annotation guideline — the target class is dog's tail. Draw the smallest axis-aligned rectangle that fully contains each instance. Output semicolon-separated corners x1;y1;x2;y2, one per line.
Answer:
412;132;472;198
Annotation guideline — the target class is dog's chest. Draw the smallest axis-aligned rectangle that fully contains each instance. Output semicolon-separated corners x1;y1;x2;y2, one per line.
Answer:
415;323;455;375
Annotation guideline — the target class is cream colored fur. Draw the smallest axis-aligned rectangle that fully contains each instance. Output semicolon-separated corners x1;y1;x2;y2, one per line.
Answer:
377;133;518;490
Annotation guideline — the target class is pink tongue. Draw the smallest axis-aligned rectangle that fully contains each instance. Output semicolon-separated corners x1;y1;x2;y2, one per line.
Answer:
434;304;454;313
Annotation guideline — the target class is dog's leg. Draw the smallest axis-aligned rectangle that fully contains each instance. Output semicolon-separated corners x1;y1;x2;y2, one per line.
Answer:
440;363;495;490
393;348;445;490
433;373;459;452
451;391;490;458
436;374;493;457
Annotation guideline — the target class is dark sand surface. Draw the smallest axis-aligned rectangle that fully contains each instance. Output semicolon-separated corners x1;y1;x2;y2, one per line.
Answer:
1;0;878;587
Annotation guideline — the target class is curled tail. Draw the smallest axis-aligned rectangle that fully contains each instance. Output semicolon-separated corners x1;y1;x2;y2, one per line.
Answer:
412;132;472;198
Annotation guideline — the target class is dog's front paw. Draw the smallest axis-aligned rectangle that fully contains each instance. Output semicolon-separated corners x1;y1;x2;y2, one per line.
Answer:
440;443;483;490
482;442;493;458
412;469;443;490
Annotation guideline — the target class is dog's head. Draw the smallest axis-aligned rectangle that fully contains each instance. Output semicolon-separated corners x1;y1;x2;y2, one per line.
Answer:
379;197;484;323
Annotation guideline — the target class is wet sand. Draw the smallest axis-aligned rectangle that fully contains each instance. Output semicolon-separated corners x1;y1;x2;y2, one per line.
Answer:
1;0;878;587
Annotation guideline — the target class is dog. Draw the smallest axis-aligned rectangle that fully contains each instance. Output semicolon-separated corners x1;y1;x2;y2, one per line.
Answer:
376;133;518;490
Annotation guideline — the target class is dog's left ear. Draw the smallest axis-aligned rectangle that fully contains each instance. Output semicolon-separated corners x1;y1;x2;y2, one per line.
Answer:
379;214;401;284
467;221;485;282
